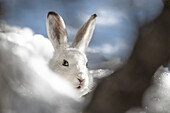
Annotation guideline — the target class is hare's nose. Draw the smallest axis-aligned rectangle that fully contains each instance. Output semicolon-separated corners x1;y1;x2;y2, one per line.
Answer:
77;78;84;83
77;72;85;83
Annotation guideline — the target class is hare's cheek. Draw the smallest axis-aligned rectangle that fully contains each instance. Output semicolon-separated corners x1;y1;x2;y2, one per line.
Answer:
83;79;89;87
73;78;80;85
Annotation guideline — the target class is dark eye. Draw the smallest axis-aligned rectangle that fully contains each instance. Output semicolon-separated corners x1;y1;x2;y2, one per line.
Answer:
86;62;88;68
62;59;69;66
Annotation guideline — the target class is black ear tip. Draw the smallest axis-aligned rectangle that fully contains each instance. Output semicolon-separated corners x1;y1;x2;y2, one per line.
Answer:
93;14;97;17
47;11;59;18
91;14;97;19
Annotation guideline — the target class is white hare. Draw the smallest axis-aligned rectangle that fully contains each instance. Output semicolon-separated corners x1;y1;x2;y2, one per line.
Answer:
47;12;97;96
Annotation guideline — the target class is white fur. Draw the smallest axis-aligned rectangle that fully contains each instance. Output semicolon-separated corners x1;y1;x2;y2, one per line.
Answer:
47;12;96;96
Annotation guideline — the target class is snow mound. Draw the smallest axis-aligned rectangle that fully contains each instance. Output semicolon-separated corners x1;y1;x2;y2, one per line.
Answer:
127;66;170;113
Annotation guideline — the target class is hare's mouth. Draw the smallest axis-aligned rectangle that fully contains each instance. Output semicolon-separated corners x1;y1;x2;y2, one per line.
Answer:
76;82;85;89
77;86;81;89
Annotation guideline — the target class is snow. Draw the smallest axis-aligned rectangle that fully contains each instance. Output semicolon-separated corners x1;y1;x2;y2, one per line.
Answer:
127;66;170;113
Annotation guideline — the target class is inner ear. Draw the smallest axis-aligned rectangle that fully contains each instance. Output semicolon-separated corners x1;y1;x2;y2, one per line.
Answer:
47;11;69;49
71;14;97;52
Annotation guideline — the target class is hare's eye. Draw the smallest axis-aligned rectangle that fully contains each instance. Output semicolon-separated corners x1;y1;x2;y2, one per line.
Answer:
86;62;88;68
62;59;69;66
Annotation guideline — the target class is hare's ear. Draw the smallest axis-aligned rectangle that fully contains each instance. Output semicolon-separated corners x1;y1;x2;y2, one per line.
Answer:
71;14;97;52
47;12;68;49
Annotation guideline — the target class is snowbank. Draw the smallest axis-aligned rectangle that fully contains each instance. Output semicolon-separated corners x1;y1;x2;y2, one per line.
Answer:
0;24;80;113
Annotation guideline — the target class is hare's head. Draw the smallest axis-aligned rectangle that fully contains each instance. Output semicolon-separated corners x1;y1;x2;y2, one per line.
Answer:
47;12;96;96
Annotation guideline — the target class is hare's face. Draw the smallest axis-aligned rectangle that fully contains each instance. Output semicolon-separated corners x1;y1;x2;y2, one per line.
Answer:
49;48;90;92
47;12;96;96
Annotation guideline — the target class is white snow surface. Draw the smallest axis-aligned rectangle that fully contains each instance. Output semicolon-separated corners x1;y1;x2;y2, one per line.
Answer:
0;23;113;113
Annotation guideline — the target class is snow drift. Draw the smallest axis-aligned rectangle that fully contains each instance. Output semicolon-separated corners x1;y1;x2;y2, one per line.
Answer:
0;24;80;113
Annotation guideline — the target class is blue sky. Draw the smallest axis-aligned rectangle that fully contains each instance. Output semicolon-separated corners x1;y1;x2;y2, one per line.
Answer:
2;0;163;60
